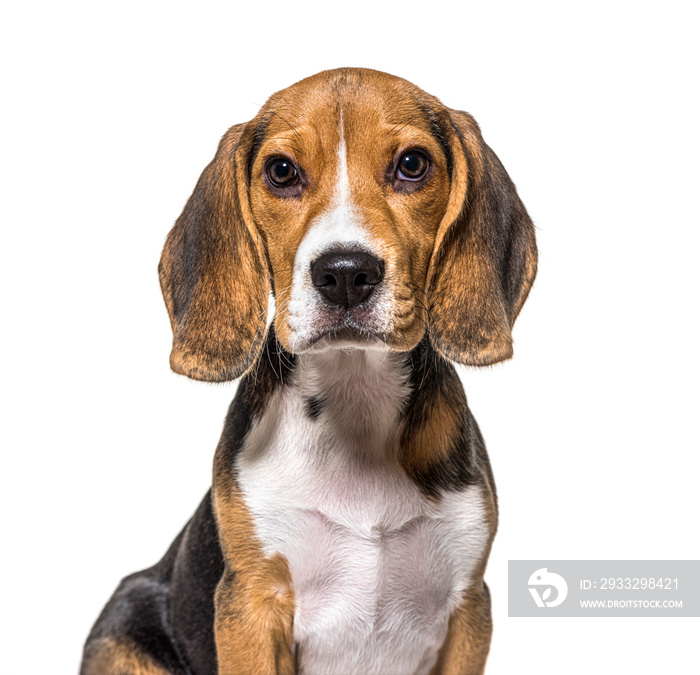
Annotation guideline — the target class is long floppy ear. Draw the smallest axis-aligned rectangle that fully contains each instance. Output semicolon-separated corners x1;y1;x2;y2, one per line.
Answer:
426;110;537;366
158;123;270;382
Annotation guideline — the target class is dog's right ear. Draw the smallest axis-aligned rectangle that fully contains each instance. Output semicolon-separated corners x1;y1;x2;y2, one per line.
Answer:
158;124;270;382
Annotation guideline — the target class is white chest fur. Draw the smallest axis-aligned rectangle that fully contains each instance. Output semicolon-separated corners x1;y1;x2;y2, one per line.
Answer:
236;351;490;675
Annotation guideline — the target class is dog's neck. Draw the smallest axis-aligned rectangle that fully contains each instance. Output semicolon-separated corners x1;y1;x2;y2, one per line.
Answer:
219;329;481;499
294;348;410;454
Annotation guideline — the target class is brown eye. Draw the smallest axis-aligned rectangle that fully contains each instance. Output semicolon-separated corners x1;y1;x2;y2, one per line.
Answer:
267;158;298;186
396;151;429;181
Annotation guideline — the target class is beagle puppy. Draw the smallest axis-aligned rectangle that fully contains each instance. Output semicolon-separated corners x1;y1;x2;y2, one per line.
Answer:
82;68;537;675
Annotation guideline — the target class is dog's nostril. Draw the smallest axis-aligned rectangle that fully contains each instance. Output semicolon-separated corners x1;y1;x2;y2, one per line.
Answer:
311;251;384;308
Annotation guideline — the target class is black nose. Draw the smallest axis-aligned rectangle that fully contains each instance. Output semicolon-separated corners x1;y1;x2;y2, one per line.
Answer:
311;251;384;308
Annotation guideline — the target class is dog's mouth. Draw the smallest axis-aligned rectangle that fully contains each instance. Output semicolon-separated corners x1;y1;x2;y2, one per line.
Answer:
287;312;389;353
311;327;388;351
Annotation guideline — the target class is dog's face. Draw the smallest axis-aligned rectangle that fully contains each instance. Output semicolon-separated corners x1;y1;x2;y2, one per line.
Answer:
159;69;537;382
249;73;452;355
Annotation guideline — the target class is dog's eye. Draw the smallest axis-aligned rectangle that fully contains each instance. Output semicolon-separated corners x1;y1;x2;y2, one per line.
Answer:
396;151;429;181
267;158;298;187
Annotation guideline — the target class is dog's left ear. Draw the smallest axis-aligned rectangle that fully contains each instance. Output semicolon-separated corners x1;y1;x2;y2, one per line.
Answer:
158;123;270;382
426;109;538;366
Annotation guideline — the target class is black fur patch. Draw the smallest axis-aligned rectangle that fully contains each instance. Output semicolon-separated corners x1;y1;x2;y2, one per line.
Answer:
420;102;453;178
401;338;493;499
216;328;296;466
247;117;269;184
81;509;202;674
169;492;223;674
305;395;325;420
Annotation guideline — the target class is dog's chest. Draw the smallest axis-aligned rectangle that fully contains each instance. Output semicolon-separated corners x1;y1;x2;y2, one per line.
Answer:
236;361;489;675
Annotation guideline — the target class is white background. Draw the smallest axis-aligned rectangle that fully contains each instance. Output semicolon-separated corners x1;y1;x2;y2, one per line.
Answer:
2;1;698;673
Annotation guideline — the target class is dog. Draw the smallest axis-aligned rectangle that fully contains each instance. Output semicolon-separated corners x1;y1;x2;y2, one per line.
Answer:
81;67;537;675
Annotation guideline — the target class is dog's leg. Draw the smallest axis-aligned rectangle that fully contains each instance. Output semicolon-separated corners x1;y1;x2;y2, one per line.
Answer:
214;562;295;675
210;352;298;675
431;582;493;675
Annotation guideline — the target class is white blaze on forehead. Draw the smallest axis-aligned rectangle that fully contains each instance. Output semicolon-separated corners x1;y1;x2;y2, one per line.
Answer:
286;112;380;344
297;109;373;254
336;110;351;206
287;112;395;351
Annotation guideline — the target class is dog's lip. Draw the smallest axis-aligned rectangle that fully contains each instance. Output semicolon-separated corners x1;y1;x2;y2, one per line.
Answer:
291;323;388;352
318;325;385;343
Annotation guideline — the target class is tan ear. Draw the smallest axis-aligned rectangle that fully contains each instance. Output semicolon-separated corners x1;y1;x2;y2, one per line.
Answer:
158;123;270;382
426;110;538;366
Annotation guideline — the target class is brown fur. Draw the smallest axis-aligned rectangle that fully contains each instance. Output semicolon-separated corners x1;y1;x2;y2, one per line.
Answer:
247;70;453;355
158;124;270;382
82;638;172;675
212;430;296;673
430;582;494;675
426;110;538;365
399;364;466;485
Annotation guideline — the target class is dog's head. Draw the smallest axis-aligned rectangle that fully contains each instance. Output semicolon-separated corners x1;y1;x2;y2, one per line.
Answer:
159;68;537;382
